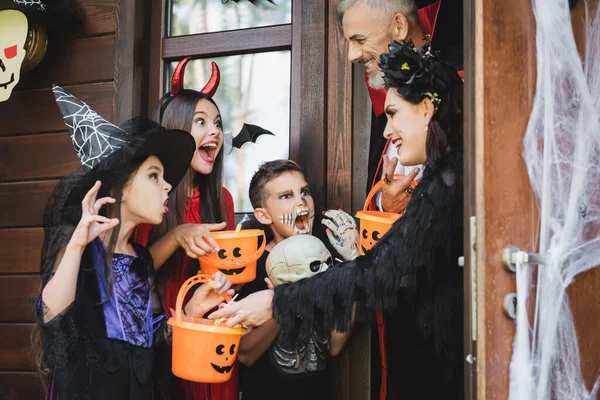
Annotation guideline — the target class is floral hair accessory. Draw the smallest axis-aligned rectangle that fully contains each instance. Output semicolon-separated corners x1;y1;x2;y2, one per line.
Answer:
379;40;459;110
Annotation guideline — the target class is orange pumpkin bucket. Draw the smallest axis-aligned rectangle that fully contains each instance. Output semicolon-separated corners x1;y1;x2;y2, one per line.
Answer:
355;174;416;255
198;229;266;284
168;274;247;383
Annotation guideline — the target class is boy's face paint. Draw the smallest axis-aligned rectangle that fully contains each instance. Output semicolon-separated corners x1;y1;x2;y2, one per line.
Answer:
262;171;315;243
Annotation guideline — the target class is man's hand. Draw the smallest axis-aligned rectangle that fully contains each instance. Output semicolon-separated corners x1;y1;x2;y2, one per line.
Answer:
322;210;360;260
381;156;419;214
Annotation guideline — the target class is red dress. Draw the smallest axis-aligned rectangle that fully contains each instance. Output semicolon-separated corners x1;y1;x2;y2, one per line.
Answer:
135;187;237;400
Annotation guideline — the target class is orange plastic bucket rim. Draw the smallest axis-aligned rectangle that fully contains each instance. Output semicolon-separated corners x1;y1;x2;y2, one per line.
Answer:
210;229;264;240
168;315;246;335
199;230;266;269
355;210;402;225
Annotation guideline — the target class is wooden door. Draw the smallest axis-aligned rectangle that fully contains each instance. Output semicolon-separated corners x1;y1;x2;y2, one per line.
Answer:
470;0;600;398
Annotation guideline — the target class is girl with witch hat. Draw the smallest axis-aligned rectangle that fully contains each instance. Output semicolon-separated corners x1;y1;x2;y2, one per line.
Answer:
35;85;235;399
134;58;239;400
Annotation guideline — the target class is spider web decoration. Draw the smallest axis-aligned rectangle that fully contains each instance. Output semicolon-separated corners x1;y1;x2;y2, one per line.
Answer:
52;85;128;170
12;0;46;12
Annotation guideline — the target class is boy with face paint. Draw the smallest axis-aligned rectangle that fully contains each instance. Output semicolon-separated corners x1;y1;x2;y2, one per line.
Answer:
235;159;350;400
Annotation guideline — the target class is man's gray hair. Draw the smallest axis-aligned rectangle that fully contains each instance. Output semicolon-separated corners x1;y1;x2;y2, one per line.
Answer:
336;0;418;26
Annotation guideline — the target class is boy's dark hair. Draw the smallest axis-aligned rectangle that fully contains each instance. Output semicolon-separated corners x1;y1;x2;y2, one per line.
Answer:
249;159;304;209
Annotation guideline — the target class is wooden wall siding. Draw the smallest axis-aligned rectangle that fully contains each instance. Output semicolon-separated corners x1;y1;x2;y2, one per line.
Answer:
17;35;115;91
0;82;114;136
78;0;117;36
0;181;58;227
0;324;36;370
0;133;80;181
0;229;44;275
0;372;45;399
0;276;40;322
0;0;118;396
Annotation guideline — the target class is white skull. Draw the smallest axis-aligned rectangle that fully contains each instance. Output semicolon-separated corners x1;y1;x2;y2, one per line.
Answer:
266;235;333;286
0;10;28;102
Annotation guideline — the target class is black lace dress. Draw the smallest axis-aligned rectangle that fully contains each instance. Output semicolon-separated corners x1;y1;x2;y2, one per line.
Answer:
38;238;168;399
273;148;465;399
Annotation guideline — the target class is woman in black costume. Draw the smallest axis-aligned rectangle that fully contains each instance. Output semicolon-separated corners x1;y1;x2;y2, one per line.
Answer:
210;40;465;399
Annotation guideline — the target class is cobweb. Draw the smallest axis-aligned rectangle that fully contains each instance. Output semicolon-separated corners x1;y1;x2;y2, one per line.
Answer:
508;0;600;399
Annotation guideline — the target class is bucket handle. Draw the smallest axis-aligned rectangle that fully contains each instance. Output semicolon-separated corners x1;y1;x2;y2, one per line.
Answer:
202;231;267;268
175;273;233;326
362;174;407;211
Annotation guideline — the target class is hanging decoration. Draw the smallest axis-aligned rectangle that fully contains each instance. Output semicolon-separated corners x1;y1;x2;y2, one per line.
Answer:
509;0;600;399
0;0;80;102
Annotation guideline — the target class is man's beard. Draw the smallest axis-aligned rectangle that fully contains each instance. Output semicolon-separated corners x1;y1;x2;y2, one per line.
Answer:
367;71;386;89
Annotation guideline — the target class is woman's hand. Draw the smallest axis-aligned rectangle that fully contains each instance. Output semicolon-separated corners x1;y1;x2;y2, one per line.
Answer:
184;271;234;317
208;289;274;328
381;156;420;214
70;181;119;249
174;222;227;258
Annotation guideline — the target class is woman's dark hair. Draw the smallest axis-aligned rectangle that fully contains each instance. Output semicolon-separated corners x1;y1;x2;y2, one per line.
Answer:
380;40;464;169
150;89;227;245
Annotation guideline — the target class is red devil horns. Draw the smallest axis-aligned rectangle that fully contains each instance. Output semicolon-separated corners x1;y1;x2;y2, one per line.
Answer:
200;61;220;97
169;58;221;98
170;57;190;97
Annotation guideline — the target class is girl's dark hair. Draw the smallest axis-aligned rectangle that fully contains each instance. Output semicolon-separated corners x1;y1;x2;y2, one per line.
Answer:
150;89;226;245
380;40;464;169
34;148;148;381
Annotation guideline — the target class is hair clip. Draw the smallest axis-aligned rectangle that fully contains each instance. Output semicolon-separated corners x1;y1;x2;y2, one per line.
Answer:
425;92;441;110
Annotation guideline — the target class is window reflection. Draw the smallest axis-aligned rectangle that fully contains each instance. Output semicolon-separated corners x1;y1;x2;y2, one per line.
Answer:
168;51;291;212
170;0;292;36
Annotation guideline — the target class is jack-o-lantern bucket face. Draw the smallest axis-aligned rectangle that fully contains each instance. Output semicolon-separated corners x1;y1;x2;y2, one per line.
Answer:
199;229;265;284
169;319;244;383
168;274;246;383
355;211;401;254
356;173;416;254
211;342;237;374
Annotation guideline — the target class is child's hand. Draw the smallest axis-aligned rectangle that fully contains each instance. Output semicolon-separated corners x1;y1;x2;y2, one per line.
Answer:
322;210;360;261
70;181;119;249
174;222;227;258
184;271;234;317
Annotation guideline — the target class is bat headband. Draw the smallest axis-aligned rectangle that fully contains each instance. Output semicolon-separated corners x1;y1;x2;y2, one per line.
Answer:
158;57;221;121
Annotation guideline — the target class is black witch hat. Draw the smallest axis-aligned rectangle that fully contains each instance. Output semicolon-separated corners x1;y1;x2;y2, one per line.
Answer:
53;85;195;190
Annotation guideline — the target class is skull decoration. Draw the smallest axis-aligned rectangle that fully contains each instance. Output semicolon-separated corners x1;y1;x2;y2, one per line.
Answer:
266;235;333;286
0;10;27;102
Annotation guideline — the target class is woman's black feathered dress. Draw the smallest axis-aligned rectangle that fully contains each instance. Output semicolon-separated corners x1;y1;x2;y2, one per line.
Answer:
273;148;464;399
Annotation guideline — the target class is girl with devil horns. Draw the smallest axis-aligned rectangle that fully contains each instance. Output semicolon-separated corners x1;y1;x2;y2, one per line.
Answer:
134;59;239;400
35;86;234;399
210;40;465;400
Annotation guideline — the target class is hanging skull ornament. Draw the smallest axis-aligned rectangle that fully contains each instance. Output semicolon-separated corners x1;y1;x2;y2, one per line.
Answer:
266;235;333;286
0;9;27;102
